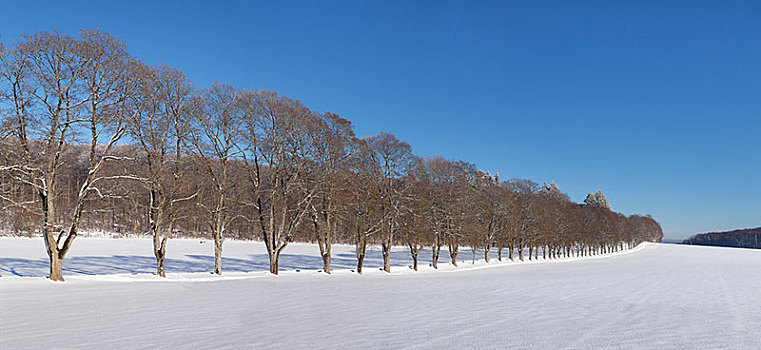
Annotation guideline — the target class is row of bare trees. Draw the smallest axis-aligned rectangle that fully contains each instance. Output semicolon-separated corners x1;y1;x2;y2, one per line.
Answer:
0;30;663;281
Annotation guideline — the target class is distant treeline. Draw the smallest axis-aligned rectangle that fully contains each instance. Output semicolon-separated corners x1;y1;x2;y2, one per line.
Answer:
683;228;761;249
0;30;663;281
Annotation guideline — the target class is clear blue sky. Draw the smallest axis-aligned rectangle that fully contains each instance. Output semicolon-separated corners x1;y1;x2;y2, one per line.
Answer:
2;1;759;239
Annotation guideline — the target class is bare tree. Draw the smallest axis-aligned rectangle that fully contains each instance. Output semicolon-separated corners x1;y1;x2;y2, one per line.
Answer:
343;139;385;274
130;64;195;276
187;83;244;275
365;131;414;273
0;32;85;281
402;166;433;271
472;171;508;263
443;160;478;267
0;30;139;280
309;112;355;273
507;179;541;261
415;157;449;269
241;89;320;274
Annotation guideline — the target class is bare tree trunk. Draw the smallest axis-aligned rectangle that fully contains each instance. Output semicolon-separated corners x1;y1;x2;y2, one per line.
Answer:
214;234;223;275
313;209;333;274
357;253;365;274
382;241;391;273
269;250;280;274
154;236;168;277
41;194;62;281
407;243;421;271
447;238;459;267
323;209;333;274
528;245;533;260
48;253;63;282
42;190;76;282
322;252;331;274
355;221;367;274
44;231;75;282
518;243;524;261
432;234;440;269
157;254;166;277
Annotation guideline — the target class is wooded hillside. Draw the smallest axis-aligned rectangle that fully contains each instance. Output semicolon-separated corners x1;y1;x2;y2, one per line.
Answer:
683;228;761;249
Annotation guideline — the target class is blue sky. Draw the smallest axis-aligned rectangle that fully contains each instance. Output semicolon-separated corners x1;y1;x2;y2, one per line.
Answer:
2;1;759;239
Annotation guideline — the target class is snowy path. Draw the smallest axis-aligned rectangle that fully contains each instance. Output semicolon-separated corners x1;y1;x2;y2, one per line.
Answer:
1;240;760;349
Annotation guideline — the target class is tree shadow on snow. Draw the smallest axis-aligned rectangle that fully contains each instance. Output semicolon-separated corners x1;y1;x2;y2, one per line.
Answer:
0;248;433;278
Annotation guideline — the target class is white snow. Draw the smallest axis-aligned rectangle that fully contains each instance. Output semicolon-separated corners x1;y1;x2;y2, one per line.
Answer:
1;238;760;349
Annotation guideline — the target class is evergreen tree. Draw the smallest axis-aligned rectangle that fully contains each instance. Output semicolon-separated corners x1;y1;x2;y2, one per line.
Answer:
584;189;610;209
542;181;570;201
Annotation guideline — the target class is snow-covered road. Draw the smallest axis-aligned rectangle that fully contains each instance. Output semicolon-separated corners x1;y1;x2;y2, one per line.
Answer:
1;239;760;349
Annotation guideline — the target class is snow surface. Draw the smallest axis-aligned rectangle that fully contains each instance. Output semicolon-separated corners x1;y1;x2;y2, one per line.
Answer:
1;238;760;349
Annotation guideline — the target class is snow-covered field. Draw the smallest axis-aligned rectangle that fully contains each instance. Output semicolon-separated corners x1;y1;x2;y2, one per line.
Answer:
2;238;760;349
